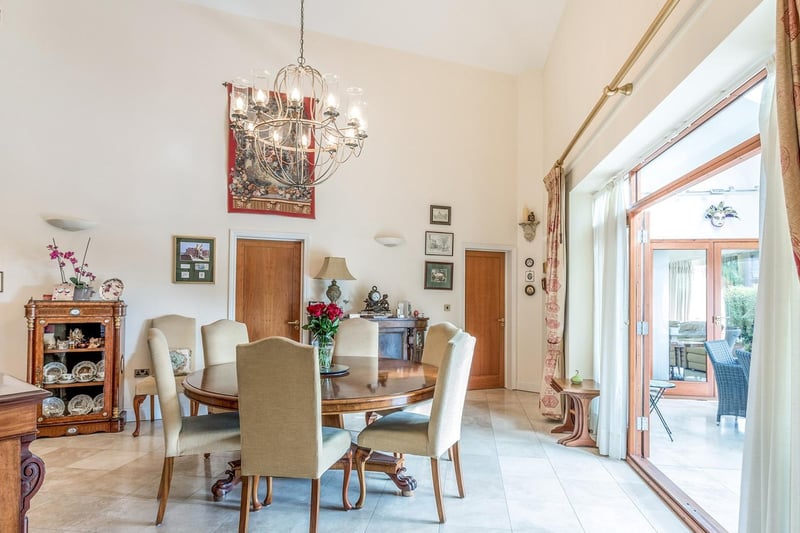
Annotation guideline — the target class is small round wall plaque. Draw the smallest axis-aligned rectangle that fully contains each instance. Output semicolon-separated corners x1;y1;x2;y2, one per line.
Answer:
524;284;536;296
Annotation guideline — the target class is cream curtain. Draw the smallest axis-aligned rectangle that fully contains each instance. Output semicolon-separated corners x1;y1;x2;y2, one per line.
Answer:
668;260;693;322
776;0;800;280
540;164;566;419
591;177;629;459
738;58;800;532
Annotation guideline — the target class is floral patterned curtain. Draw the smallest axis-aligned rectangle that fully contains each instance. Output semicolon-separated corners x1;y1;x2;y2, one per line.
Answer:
776;0;800;280
540;164;566;419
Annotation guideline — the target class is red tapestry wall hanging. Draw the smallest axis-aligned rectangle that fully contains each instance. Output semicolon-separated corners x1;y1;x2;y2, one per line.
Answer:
226;84;315;218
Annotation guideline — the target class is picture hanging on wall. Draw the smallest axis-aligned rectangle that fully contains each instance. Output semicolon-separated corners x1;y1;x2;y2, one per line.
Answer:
173;236;215;284
424;261;453;290
225;84;315;219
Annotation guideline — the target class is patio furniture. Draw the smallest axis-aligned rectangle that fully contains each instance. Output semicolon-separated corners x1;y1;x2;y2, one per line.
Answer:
704;340;748;423
649;379;676;441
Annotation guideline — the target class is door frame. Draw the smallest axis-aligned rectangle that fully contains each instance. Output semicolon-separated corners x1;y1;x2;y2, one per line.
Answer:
227;230;310;327
460;243;516;389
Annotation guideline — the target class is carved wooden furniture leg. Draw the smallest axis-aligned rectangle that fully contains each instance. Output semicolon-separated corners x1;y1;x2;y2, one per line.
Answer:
20;433;46;532
211;459;240;501
562;395;596;447
132;394;146;437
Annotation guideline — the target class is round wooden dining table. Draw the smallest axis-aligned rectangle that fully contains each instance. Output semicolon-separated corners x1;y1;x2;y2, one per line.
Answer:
182;356;438;501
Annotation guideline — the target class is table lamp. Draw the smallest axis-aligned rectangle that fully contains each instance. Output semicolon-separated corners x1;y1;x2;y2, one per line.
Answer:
314;257;356;304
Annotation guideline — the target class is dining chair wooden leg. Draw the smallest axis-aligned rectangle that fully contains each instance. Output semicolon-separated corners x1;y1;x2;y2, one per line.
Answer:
150;395;155;423
239;476;252;533
354;446;372;509
341;447;353;510
309;478;321;533
132;394;146;437
451;442;465;498
156;457;174;525
430;457;445;523
262;476;273;506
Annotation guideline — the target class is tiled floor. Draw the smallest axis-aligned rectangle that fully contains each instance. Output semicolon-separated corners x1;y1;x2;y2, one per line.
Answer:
27;389;690;532
650;397;745;533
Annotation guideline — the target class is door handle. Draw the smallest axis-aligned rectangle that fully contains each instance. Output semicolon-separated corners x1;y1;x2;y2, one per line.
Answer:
287;320;300;330
498;318;505;327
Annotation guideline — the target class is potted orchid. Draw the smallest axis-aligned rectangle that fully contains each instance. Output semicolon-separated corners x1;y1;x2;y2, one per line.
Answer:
47;238;96;300
302;302;343;369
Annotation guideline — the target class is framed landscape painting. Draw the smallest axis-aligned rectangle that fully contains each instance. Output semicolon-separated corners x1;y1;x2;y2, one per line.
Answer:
424;261;453;290
173;236;215;283
425;231;454;256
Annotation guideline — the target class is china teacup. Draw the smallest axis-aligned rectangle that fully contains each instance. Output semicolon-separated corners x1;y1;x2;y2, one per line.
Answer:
60;373;74;382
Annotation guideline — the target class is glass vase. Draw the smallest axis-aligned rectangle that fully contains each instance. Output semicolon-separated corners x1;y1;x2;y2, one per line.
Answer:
73;286;93;301
313;336;335;370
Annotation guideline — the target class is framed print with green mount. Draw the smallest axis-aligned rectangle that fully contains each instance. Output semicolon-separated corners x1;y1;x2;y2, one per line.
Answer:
424;261;453;290
173;236;215;283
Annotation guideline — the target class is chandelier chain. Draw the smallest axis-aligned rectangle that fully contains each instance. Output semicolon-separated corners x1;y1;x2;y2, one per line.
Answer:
297;0;305;65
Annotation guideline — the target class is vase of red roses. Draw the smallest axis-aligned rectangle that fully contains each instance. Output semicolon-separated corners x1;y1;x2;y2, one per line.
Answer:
302;302;343;370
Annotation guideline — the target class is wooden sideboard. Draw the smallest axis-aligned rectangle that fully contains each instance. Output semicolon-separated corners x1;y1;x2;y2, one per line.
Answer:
363;316;429;361
0;373;50;533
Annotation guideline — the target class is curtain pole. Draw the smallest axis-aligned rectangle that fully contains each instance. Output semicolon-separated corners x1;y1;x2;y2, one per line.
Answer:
556;0;681;167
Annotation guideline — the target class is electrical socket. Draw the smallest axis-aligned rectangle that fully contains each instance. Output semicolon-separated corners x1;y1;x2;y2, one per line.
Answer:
444;304;451;312
134;368;150;377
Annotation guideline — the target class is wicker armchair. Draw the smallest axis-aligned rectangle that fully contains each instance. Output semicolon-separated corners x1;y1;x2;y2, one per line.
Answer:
704;340;748;423
735;349;752;384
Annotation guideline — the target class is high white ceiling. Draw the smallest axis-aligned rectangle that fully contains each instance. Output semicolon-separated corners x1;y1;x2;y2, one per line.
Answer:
177;0;567;74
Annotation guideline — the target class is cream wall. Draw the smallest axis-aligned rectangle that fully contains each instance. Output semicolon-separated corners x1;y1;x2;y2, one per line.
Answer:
0;0;528;414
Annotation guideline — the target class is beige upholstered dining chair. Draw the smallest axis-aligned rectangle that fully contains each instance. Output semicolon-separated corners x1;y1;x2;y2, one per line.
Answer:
333;318;379;357
373;321;462;421
201;319;249;414
147;328;240;526
133;315;198;437
355;331;476;523
236;336;353;533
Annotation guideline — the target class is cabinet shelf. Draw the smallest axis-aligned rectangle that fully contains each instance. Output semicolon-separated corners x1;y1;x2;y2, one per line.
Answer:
26;299;126;438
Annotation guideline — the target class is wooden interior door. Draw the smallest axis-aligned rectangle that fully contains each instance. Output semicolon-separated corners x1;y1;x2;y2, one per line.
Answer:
465;250;506;389
235;239;302;341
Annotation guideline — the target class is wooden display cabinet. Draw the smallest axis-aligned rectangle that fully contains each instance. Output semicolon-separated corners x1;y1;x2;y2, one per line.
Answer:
25;299;126;437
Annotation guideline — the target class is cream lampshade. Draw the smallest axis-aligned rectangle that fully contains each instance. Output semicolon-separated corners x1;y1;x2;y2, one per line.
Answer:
313;257;356;304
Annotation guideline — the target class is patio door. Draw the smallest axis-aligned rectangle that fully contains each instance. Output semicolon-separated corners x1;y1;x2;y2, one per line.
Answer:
647;240;758;398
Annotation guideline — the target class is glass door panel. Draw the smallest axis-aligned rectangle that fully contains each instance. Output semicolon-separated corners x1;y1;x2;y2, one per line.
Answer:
717;244;759;352
650;245;715;397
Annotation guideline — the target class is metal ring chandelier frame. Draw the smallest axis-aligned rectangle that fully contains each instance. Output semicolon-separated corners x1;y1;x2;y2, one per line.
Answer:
228;0;368;188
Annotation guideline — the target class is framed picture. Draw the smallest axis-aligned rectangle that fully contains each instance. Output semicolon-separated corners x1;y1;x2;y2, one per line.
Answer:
430;205;451;225
173;236;215;284
424;261;453;290
425;231;454;256
226;84;315;219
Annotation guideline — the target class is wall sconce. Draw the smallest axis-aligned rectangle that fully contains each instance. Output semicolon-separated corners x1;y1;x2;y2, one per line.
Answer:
518;210;540;242
42;215;96;231
374;234;405;247
314;257;356;304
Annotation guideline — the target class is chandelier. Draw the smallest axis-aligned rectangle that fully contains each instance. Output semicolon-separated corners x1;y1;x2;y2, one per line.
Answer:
228;0;368;188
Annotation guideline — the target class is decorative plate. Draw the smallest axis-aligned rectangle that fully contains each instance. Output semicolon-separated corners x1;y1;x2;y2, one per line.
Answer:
73;361;97;382
319;364;349;376
93;393;104;412
68;394;94;415
100;278;124;301
43;361;68;382
42;397;65;417
95;360;105;380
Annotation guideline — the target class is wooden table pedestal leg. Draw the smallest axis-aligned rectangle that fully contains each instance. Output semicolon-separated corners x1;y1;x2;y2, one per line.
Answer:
560;395;596;447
